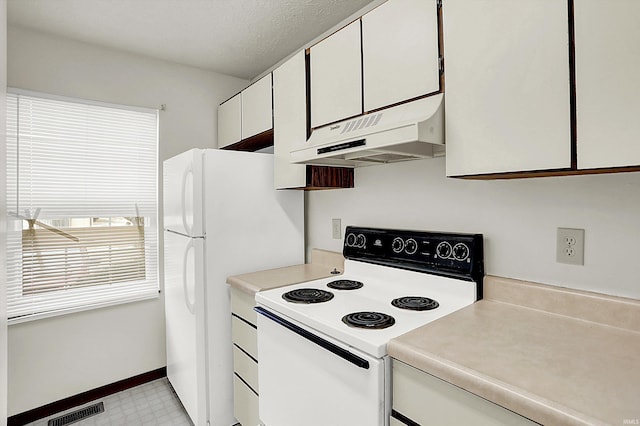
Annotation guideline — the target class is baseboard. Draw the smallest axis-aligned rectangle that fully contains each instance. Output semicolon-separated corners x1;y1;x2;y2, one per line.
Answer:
7;367;167;426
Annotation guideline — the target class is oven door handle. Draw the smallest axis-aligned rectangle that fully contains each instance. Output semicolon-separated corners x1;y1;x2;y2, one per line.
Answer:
254;306;370;370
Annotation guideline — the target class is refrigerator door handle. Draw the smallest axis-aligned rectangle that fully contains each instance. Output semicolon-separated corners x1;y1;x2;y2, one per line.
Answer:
181;164;194;236
182;239;196;314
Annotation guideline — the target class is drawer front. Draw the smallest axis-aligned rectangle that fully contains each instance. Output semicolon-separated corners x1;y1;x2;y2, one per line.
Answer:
231;315;258;359
233;345;258;392
231;287;257;326
393;361;537;425
233;374;260;426
390;417;405;426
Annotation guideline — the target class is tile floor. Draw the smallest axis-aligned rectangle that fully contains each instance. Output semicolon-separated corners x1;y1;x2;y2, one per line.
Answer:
26;378;193;426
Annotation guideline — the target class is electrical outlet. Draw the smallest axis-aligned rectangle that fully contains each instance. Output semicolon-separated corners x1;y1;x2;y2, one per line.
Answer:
556;228;585;265
332;218;341;240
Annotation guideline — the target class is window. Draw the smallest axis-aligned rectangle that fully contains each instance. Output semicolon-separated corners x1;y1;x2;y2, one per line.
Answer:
6;90;159;323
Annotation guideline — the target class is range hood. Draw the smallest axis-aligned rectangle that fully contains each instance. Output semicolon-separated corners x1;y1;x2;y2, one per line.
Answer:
291;94;444;167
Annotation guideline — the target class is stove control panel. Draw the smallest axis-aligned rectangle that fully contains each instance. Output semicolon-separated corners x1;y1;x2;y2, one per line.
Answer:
343;226;484;294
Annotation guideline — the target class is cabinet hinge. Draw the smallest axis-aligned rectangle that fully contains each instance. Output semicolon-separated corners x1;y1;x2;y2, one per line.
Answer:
438;55;444;75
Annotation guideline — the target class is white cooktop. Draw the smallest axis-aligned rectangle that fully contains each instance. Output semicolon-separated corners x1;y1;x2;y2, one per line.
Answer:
255;260;477;358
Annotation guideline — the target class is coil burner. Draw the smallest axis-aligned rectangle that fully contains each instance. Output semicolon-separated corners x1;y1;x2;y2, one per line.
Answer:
342;311;396;329
282;288;334;304
327;280;364;290
391;296;439;311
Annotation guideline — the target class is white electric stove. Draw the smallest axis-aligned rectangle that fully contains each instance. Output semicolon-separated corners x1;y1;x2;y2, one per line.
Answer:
255;226;484;426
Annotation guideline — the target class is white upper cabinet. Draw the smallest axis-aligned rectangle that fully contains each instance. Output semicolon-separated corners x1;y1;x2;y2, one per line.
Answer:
575;0;640;169
362;0;440;112
310;20;363;128
241;73;273;139
444;0;572;176
218;73;273;149
218;93;242;148
273;51;307;189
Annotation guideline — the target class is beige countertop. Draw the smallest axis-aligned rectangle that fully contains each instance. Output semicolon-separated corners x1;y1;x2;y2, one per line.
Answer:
226;248;344;296
388;276;640;426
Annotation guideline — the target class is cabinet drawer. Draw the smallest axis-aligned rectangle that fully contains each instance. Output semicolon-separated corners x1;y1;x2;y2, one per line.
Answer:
231;316;258;360
233;374;260;426
393;361;536;425
233;345;258;392
230;287;257;326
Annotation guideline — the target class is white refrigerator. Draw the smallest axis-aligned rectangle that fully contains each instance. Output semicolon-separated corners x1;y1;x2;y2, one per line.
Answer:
163;149;304;425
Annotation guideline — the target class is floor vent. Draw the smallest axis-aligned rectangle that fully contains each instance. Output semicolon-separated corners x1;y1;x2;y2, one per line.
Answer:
47;402;104;426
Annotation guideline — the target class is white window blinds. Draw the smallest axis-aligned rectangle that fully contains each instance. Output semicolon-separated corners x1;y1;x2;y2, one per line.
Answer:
6;90;159;323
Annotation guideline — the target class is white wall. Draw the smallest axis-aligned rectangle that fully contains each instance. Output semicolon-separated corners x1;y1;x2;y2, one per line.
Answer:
307;157;640;300
1;2;8;425
6;26;248;415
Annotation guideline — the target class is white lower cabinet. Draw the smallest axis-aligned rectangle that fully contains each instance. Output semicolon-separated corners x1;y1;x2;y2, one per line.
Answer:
392;360;537;425
230;287;259;426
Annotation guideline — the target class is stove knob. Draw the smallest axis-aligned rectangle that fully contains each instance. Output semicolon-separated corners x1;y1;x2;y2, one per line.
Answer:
452;243;470;261
346;233;357;247
392;237;404;253
356;234;366;248
404;238;418;255
436;241;452;259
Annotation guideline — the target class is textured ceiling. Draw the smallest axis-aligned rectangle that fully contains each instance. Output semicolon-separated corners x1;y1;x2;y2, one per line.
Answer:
7;0;374;80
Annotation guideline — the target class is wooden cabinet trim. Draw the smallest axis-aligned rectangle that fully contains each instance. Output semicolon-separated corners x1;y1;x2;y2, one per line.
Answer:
220;128;273;152
437;0;445;92
280;165;355;190
452;165;640;180
305;166;354;190
567;0;578;169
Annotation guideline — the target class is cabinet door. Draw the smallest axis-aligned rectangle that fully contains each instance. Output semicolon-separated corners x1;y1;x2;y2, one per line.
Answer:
444;0;572;176
575;0;640;169
362;0;440;112
310;20;363;128
218;93;241;148
273;51;307;189
241;73;273;139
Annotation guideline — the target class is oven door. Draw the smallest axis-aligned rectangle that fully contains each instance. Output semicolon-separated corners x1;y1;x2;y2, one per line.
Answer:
255;306;389;426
